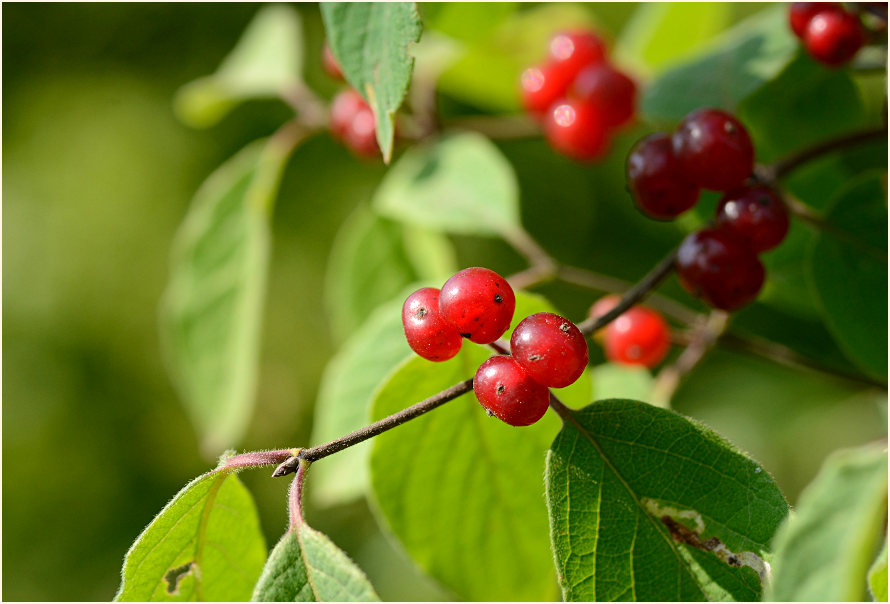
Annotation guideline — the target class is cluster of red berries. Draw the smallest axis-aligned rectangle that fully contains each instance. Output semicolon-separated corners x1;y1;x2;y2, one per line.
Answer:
789;2;867;66
401;268;589;427
322;41;379;157
627;107;789;311
588;295;670;369
520;30;637;161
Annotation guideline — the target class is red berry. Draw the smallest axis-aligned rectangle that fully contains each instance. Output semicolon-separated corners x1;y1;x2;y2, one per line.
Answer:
676;227;765;311
627;133;700;219
805;10;866;66
439;267;516;344
473;356;550;426
548;31;607;72
570;63;637;129
401;288;463;362
544;99;609;161
330;89;379;157
510;312;589;388
789;2;843;38
672;108;755;191
322;41;344;80
603;306;670;368
715;185;790;253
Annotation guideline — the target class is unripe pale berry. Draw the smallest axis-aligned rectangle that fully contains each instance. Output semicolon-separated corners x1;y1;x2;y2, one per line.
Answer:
627;132;700;219
672;108;755;192
604;306;670;368
439;267;516;344
510;312;589;388
402;288;463;362
473;356;550;426
715;185;790;253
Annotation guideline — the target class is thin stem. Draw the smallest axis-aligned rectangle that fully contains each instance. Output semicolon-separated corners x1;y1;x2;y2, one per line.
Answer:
282;83;328;130
548;391;575;424
758;127;888;183
222;448;300;471
288;461;309;530
443;114;541;140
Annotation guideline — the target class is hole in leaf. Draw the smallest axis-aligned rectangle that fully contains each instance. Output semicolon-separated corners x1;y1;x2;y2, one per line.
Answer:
164;561;195;595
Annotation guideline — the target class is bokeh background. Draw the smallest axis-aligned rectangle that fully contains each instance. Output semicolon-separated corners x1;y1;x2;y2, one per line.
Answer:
3;3;887;601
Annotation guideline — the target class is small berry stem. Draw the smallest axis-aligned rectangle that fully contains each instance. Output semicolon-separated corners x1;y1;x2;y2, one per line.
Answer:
288;461;310;530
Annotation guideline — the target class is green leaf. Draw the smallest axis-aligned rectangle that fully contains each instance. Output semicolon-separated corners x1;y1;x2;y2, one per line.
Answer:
591;362;654;404
641;6;797;124
370;347;561;601
767;444;888;601
373;132;521;237
869;540;889;602
614;3;732;77
115;462;267;601
160;139;288;454
174;5;302;128
321;2;421;163
251;525;379;602
547;400;789;601
808;173;888;380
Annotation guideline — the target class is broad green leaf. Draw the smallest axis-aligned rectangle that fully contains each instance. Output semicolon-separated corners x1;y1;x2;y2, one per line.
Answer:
591;362;654;403
547;400;788;601
641;6;797;124
251;526;379;602
323;204;455;343
115;462;267;601
373;132;521;238
321;3;421;162
161;139;288;454
614;3;731;77
370;347;561;601
174;5;302;128
870;541;889;602
808;173;888;380
767;444;888;601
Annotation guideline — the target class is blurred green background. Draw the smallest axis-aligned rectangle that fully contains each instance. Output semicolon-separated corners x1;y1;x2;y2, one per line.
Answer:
3;3;886;601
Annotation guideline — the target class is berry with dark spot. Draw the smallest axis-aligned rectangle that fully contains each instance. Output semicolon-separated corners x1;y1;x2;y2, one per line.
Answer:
715;185;790;253
401;288;462;362
627;132;700;219
510;312;589;388
603;305;670;368
439;267;516;344
676;227;765;311
804;10;866;66
473;356;550;426
672;108;755;191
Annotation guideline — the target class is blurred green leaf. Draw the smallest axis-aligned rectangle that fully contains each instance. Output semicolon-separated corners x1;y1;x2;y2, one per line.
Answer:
591;362;654;403
174;5;302;128
614;3;731;77
641;6;797;125
321;2;421;163
870;541;889;602
808;173;888;380
323;204;455;343
421;3;518;44
767;444;888;601
115;461;266;601
161;139;287;454
547;400;788;601
252;524;379;602
373;132;521;237
370;348;561;601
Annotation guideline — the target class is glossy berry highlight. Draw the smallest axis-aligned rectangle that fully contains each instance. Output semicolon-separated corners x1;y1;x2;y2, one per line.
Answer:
804;10;866;66
627;133;700;219
330;89;379;157
439;267;516;344
548;31;607;74
544;99;609;161
715;185;790;253
604;306;670;368
473;356;550;427
510;312;589;388
676;227;765;311
401;288;462;362
672;108;755;191
789;2;843;38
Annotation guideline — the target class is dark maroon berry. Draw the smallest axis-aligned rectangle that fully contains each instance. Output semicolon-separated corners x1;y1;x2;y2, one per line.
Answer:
402;288;463;362
672;108;755;191
510;312;589;388
473;356;550;426
330;89;379;157
805;10;866;66
789;2;843;38
604;306;670;368
544;98;609;161
715;185;790;253
676;227;765;311
439;267;516;344
570;63;637;129
627;133;700;219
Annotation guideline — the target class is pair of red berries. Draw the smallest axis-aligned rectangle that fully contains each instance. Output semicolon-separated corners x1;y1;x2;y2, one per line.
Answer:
520;30;637;161
323;41;380;157
789;2;867;66
401;268;589;427
588;295;670;368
